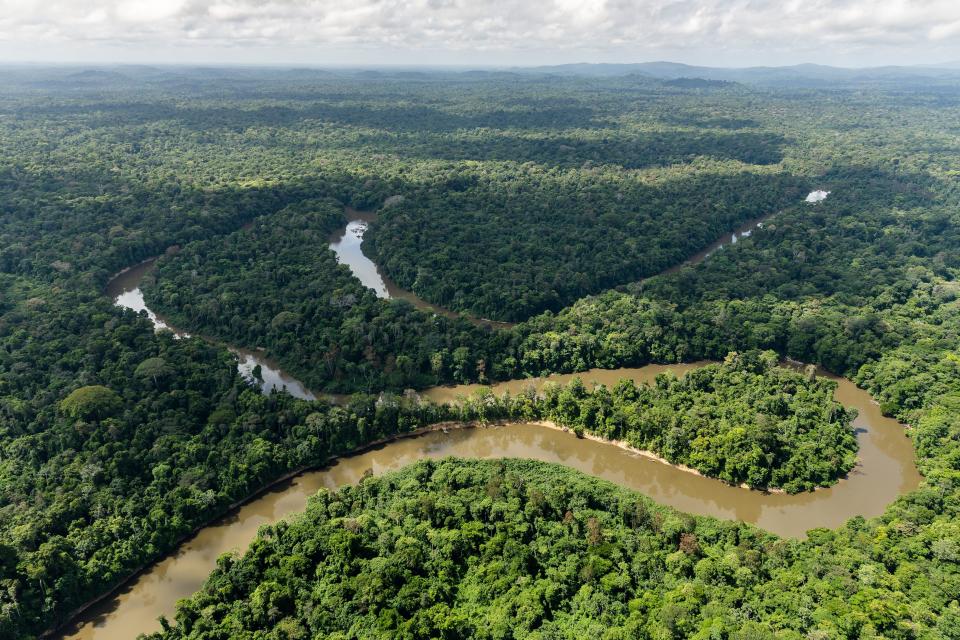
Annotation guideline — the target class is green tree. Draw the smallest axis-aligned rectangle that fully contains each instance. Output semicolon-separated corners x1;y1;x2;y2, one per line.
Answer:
59;385;122;421
134;357;173;387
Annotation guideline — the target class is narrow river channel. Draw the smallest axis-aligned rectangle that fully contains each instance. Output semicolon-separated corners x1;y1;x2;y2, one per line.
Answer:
328;207;514;329
105;260;320;402
110;205;785;403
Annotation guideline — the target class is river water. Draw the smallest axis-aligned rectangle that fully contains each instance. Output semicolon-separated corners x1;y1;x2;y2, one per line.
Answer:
110;207;782;404
64;199;915;640
419;364;920;535
105;260;319;401
659;214;769;277
59;360;919;640
328;208;513;329
331;208;777;318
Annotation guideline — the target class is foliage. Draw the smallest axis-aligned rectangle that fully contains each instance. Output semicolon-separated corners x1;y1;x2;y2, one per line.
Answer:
148;457;955;640
147;459;785;640
364;168;806;320
2;67;960;639
0;279;456;639
141;198;498;393
536;351;857;492
58;385;122;421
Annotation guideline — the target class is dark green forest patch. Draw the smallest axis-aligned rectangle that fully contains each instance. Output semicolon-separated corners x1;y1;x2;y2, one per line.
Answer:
141;198;501;393
365;168;807;321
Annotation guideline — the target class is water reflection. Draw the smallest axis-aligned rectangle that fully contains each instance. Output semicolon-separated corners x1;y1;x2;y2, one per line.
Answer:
328;211;390;297
105;260;317;401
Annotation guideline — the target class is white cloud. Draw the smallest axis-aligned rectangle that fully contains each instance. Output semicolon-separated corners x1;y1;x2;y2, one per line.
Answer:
115;0;187;23
931;19;960;42
0;0;958;65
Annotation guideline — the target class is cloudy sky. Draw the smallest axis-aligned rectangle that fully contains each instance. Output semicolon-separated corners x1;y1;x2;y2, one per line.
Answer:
2;0;960;68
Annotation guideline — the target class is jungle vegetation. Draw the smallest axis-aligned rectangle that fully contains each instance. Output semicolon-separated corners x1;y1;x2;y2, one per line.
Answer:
0;67;959;639
149;457;957;640
534;352;857;493
141;198;496;392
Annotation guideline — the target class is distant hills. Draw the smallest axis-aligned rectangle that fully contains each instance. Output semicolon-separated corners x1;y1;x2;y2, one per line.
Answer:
4;61;960;89
518;61;960;86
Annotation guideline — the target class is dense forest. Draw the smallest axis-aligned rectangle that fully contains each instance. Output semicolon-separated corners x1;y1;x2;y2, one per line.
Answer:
149;457;958;640
0;274;459;638
1;67;960;638
363;168;806;320
535;352;857;493
141;198;499;392
149;459;787;639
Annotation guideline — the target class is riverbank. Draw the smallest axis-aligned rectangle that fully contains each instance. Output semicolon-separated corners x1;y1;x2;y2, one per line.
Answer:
76;198;919;640
329;207;515;329
529;420;790;494
59;374;920;639
106;257;324;401
106;205;785;406
55;395;851;636
51;418;484;640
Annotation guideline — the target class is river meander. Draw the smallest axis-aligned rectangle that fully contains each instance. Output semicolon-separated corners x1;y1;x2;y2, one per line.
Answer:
328;207;513;328
59;361;920;640
328;208;774;326
106;260;320;402
110;206;783;403
64;198;922;640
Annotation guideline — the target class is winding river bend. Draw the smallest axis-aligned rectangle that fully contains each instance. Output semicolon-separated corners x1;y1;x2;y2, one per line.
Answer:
60;362;919;640
106;260;320;402
64;196;915;640
328;207;514;329
328;208;775;327
109;206;785;404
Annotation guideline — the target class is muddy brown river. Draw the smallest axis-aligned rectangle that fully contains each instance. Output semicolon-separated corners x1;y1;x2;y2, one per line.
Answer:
59;362;920;640
68;197;922;640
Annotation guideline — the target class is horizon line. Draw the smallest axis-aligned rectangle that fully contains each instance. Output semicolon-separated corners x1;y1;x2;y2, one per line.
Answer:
1;59;959;71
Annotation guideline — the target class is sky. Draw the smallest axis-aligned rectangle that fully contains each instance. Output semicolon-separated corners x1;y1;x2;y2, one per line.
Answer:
2;0;960;68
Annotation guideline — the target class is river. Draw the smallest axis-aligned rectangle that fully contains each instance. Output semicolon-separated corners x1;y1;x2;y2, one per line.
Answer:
328;207;514;329
660;214;769;276
330;207;777;320
105;260;320;402
65;199;911;640
110;206;783;404
58;361;919;640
